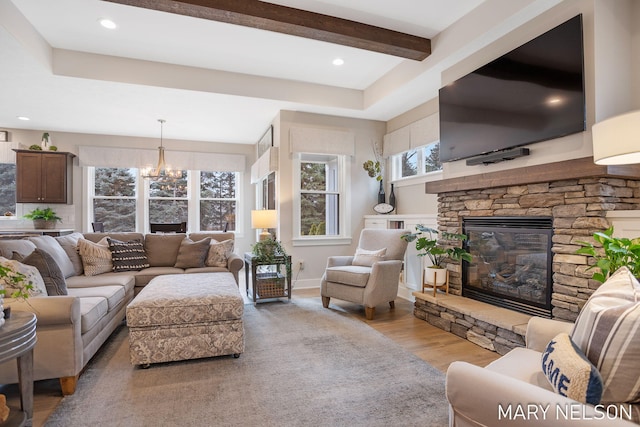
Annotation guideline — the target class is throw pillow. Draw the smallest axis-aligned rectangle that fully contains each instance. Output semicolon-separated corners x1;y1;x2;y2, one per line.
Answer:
174;237;211;269
352;247;387;267
541;332;603;405
108;238;150;272
206;239;234;267
570;266;640;404
27;235;75;278
0;240;37;259
78;237;113;276
55;232;85;276
0;256;47;297
17;248;68;295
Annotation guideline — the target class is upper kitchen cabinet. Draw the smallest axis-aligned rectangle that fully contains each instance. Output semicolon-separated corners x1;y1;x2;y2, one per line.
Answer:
14;149;75;204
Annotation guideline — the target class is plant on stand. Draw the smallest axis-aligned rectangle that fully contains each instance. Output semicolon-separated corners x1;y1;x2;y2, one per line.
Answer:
0;262;35;325
24;207;61;229
251;238;292;298
576;226;640;282
402;225;472;286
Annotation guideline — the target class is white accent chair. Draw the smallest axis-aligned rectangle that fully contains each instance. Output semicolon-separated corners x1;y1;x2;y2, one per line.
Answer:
320;228;408;320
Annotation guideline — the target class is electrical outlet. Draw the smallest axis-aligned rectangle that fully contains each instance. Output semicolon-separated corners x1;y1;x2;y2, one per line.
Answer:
298;259;304;270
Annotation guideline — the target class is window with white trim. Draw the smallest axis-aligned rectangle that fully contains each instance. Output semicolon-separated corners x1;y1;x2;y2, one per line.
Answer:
293;153;348;239
92;167;138;231
391;141;442;180
0;163;16;216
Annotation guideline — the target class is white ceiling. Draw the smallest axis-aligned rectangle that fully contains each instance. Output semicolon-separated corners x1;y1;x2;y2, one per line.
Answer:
0;0;560;145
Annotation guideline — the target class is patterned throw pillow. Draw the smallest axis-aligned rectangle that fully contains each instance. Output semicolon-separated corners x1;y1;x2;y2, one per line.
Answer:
78;237;113;276
16;249;68;295
352;247;387;267
107;238;149;272
0;256;47;297
570;266;640;404
174;237;211;269
206;239;234;267
541;332;603;405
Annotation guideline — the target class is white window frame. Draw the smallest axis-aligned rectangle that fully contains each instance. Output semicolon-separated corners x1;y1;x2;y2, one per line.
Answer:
292;153;351;246
390;141;443;184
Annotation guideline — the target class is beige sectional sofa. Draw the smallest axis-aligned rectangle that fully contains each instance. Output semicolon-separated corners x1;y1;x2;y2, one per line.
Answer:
0;231;242;395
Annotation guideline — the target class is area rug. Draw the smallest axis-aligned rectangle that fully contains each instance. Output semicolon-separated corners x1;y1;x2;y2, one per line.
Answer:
45;298;448;427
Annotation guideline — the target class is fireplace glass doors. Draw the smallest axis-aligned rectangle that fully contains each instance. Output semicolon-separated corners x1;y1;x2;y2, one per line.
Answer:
463;217;553;317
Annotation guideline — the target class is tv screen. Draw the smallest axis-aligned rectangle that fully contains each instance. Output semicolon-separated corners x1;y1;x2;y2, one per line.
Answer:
439;15;585;163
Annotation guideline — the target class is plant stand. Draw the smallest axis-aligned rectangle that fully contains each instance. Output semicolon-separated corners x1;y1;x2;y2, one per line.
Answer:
423;268;449;297
244;253;292;303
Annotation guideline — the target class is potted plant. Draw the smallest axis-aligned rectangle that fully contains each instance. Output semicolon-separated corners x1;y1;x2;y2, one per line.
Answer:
576;226;640;282
0;263;35;325
251;238;292;298
24;207;62;229
402;225;472;286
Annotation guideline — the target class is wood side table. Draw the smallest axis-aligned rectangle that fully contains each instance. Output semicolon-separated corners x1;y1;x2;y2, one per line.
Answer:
244;253;292;303
0;312;37;427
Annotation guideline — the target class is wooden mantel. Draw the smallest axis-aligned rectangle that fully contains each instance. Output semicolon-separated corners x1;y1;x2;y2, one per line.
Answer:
425;157;640;194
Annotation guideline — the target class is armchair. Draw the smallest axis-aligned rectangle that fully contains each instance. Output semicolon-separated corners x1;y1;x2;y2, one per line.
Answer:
320;228;408;320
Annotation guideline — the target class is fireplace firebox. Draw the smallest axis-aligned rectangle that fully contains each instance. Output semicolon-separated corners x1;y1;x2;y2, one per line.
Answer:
462;217;553;317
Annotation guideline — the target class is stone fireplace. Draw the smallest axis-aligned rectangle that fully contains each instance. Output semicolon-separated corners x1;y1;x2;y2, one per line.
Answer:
412;157;640;353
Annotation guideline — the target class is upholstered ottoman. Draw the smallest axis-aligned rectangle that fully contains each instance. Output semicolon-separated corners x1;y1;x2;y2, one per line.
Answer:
126;272;244;366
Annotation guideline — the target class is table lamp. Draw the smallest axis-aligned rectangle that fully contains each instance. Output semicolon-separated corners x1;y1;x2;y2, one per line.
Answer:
592;110;640;165
251;209;277;240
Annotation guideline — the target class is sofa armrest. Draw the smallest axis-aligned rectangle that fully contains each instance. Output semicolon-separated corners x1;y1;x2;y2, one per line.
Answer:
446;361;636;426
8;295;80;327
326;256;354;268
226;252;244;273
526;317;574;352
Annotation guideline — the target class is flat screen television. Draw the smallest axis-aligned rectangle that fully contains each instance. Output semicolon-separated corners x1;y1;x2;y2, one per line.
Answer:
439;15;585;163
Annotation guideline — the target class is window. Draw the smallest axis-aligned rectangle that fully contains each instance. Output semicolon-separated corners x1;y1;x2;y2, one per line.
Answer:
0;163;16;216
391;141;442;181
200;171;239;231
93;167;137;232
294;153;348;241
89;168;241;233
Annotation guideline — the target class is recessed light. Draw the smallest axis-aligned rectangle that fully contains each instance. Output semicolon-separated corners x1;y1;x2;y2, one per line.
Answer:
99;18;117;30
17;116;30;121
332;58;345;66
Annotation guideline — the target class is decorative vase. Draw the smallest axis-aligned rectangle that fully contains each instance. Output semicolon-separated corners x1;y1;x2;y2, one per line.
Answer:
425;267;447;286
33;219;56;229
378;180;385;204
389;183;396;208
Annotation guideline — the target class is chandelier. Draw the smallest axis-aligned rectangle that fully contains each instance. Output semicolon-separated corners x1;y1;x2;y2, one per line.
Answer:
141;119;181;179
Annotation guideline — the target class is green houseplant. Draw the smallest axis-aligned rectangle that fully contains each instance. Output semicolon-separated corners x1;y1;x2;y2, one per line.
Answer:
251;238;292;277
576;226;640;282
402;225;472;285
24;207;62;229
251;238;292;298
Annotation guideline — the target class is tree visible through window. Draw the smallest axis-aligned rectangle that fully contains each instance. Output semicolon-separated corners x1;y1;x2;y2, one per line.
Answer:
149;171;188;224
0;164;16;215
300;154;340;236
393;141;442;180
200;171;237;231
94;168;137;232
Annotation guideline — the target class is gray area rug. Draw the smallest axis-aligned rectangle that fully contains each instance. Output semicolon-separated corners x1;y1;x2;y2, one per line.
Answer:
46;298;448;427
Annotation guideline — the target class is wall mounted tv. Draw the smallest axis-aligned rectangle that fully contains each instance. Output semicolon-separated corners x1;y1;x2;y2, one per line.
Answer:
439;14;585;163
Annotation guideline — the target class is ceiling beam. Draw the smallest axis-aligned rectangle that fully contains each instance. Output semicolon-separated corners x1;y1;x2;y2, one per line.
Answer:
103;0;431;61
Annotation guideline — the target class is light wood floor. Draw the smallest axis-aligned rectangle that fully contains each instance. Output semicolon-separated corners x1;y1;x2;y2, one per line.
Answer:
4;288;499;426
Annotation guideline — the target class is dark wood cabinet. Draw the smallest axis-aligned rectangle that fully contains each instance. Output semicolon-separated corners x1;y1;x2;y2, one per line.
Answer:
13;149;75;204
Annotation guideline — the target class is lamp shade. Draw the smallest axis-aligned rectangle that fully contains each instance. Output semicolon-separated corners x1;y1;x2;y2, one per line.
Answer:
592;110;640;165
251;210;277;229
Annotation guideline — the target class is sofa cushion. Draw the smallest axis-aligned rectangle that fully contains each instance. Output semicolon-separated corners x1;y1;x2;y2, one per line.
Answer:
174;237;211;269
78;238;113;276
144;234;185;267
485;347;554;392
0;240;37;259
66;272;135;292
0;256;47;297
78;297;109;334
352;247;386;267
133;267;184;287
325;266;371;287
570;266;640;404
27;235;75;278
541;332;603;405
55;232;85;276
68;285;126;312
205;239;234;267
108;238;149;272
17;248;68;296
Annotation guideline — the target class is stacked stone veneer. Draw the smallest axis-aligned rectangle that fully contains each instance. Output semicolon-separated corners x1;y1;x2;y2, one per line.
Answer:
425;177;640;323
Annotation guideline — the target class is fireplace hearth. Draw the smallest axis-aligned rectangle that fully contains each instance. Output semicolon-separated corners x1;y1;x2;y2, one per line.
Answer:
462;217;553;317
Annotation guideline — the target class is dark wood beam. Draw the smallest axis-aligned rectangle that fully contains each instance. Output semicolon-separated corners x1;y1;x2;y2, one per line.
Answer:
425;157;640;194
103;0;431;60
